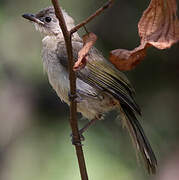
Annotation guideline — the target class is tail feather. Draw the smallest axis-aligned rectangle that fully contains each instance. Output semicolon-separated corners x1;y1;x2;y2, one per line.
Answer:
120;104;157;174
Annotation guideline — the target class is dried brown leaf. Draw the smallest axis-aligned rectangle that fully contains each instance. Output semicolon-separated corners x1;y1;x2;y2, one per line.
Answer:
138;0;179;49
109;0;179;71
109;43;149;71
73;32;97;71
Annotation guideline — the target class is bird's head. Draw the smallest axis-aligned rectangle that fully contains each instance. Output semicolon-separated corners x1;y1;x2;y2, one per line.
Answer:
22;7;75;36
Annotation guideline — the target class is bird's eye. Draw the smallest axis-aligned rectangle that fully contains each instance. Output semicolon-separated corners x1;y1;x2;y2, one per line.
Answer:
45;17;52;23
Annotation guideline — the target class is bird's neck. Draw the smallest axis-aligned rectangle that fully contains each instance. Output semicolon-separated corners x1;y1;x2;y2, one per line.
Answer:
42;35;59;50
42;32;82;48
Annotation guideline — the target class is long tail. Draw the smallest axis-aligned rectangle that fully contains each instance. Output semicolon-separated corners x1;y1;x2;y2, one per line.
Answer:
119;104;157;174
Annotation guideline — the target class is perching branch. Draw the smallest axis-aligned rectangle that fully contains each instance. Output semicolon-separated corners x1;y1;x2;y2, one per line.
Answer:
51;0;88;179
70;0;114;34
51;0;113;179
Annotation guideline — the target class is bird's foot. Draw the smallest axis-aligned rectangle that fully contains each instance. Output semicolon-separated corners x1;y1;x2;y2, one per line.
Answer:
68;90;83;103
70;131;85;146
68;92;77;101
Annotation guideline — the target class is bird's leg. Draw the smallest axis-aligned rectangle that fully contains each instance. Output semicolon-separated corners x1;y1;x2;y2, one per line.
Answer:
71;118;98;145
79;118;98;135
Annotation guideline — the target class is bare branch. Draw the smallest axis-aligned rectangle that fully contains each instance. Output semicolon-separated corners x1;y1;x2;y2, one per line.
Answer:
70;0;114;34
51;0;114;179
51;0;88;179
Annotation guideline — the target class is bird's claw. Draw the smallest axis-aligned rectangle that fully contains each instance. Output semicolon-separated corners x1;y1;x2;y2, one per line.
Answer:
70;132;85;146
68;90;83;103
68;92;77;101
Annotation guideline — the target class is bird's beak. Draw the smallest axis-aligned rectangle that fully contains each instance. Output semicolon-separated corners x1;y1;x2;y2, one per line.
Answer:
22;14;44;25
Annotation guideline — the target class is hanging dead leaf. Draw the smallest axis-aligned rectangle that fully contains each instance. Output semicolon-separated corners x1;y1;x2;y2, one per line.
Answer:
138;0;179;49
109;0;179;71
109;43;149;71
73;32;97;71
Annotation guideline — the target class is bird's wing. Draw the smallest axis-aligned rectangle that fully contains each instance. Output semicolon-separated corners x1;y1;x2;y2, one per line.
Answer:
56;40;99;99
80;46;157;173
57;40;140;114
77;46;141;115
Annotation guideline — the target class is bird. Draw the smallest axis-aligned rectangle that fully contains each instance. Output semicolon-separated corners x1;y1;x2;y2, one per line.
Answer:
22;6;157;174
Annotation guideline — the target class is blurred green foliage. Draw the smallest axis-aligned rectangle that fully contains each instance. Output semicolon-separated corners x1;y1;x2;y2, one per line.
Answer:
1;0;179;180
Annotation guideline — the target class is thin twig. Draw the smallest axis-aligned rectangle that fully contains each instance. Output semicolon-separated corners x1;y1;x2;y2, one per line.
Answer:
51;0;88;179
70;0;114;34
